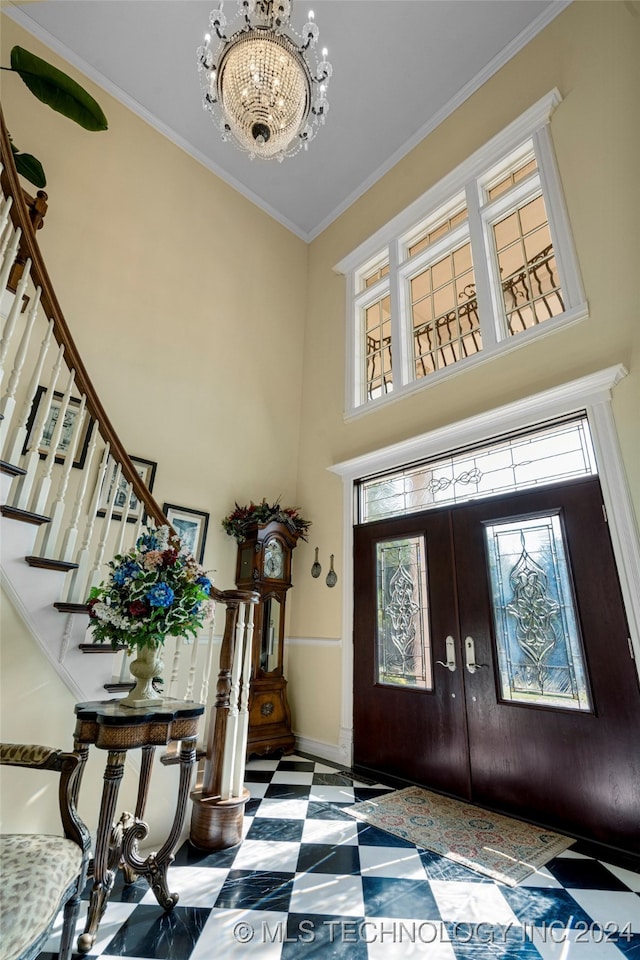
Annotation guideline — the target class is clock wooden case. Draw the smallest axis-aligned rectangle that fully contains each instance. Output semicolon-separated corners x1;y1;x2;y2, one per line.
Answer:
235;520;298;757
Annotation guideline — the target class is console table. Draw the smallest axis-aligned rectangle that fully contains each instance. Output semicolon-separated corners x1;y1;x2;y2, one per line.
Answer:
72;699;205;954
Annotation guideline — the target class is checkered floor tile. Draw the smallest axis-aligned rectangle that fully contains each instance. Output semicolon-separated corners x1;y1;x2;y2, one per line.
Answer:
39;755;640;959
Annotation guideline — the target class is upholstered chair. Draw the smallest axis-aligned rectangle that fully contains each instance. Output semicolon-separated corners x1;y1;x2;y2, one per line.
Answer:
0;743;91;960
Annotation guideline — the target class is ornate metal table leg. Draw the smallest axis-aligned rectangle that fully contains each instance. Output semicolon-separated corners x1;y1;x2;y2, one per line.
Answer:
121;737;198;910
77;750;125;954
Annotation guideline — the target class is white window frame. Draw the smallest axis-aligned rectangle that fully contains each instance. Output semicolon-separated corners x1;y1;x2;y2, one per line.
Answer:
336;90;588;419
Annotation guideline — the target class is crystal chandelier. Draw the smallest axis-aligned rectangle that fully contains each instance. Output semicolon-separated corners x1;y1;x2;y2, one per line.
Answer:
197;0;332;161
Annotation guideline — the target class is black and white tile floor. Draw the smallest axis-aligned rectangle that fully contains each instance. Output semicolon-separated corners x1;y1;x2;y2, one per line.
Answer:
40;755;640;959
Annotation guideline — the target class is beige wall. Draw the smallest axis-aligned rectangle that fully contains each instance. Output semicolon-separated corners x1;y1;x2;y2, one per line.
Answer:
0;14;307;838
289;0;640;746
0;14;309;584
1;1;639;789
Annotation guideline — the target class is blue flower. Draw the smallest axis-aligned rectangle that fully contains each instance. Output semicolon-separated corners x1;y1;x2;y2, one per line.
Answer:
196;576;212;595
113;561;140;585
146;582;175;608
137;532;160;551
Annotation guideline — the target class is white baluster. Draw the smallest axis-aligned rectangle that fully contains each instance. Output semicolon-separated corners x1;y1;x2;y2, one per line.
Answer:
113;480;133;556
0;195;14;250
199;611;218;706
185;630;200;702
13;343;64;510
233;603;255;798
86;460;122;591
39;394;87;559
59;427;100;565
30;367;75;516
118;648;131;682
0;257;31;383
0;287;43;446
220;603;246;800
131;513;144;545
0;226;21;295
64;442;110;601
168;636;182;700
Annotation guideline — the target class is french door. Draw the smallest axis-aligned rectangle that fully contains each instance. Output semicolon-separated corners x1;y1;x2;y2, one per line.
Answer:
353;477;640;852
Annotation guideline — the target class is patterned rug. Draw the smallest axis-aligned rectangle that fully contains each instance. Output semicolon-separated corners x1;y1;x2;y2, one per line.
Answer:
345;786;573;886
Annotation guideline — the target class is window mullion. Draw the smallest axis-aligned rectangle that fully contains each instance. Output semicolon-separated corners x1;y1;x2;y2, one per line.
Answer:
388;239;409;390
465;181;501;347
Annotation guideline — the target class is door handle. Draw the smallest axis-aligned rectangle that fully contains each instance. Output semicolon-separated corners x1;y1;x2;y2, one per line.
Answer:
465;636;487;674
436;635;457;672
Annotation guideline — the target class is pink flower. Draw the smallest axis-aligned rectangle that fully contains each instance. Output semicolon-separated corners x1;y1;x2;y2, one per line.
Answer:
143;550;162;570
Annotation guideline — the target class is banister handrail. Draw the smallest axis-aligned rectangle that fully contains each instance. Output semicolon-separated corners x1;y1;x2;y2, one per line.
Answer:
0;104;165;527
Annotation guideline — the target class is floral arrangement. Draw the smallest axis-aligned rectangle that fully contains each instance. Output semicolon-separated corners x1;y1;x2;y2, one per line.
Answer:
222;498;311;544
87;526;213;651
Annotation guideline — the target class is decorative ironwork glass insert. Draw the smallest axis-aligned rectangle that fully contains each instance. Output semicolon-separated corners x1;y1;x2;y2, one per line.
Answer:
359;415;596;522
375;536;432;689
484;513;592;711
492;193;564;335
410;241;481;377
364;294;393;400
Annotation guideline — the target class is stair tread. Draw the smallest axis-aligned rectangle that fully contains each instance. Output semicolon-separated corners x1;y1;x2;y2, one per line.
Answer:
26;555;78;571
0;460;27;478
54;601;90;614
79;642;127;653
1;504;50;525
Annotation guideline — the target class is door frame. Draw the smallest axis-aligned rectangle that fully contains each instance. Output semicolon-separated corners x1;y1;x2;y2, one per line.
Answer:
329;363;640;766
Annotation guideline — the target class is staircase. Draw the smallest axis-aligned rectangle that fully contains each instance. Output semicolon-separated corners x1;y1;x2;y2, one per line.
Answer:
0;104;256;813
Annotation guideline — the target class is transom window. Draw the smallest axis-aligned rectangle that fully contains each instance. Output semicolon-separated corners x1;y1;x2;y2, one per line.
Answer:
338;91;587;416
358;414;597;523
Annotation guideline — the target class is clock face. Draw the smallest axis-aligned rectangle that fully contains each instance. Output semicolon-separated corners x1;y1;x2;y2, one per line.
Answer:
263;538;284;579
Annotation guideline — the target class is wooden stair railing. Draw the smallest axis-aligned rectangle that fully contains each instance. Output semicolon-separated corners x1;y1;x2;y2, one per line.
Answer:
0;103;260;788
0;104;164;529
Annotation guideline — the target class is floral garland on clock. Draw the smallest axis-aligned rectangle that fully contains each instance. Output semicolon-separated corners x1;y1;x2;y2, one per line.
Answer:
222;499;311;544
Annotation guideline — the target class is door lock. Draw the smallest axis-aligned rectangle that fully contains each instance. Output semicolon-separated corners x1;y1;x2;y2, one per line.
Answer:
465;636;487;674
436;635;457;672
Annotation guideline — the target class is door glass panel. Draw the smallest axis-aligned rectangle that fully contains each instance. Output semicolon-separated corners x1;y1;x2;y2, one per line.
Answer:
375;537;432;689
484;513;592;711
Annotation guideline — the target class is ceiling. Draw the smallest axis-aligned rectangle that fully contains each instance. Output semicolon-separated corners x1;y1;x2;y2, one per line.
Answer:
6;0;568;241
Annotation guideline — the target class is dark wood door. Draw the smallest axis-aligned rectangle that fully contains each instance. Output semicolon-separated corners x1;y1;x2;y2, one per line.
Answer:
353;509;471;799
353;477;640;852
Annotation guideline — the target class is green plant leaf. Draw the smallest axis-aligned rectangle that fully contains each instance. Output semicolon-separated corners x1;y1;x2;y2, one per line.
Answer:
10;46;108;132
12;148;47;188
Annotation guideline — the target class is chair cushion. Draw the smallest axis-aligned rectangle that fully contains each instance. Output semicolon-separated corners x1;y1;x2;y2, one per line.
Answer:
0;834;83;960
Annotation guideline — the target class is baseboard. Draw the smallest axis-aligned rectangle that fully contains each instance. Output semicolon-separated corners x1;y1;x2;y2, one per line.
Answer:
293;734;343;766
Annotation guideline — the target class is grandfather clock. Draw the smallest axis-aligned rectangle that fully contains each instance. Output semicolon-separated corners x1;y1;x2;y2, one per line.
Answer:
235;521;297;757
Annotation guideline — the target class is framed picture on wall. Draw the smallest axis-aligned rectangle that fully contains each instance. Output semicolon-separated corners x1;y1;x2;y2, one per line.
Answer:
98;455;157;522
163;503;209;563
23;385;95;469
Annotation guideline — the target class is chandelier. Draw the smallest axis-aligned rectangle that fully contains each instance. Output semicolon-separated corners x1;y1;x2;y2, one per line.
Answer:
197;0;332;161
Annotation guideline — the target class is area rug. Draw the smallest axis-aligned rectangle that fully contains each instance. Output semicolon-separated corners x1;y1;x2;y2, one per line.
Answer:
345;786;572;886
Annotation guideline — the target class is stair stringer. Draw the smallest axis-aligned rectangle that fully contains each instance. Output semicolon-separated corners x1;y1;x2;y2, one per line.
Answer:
0;511;119;703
